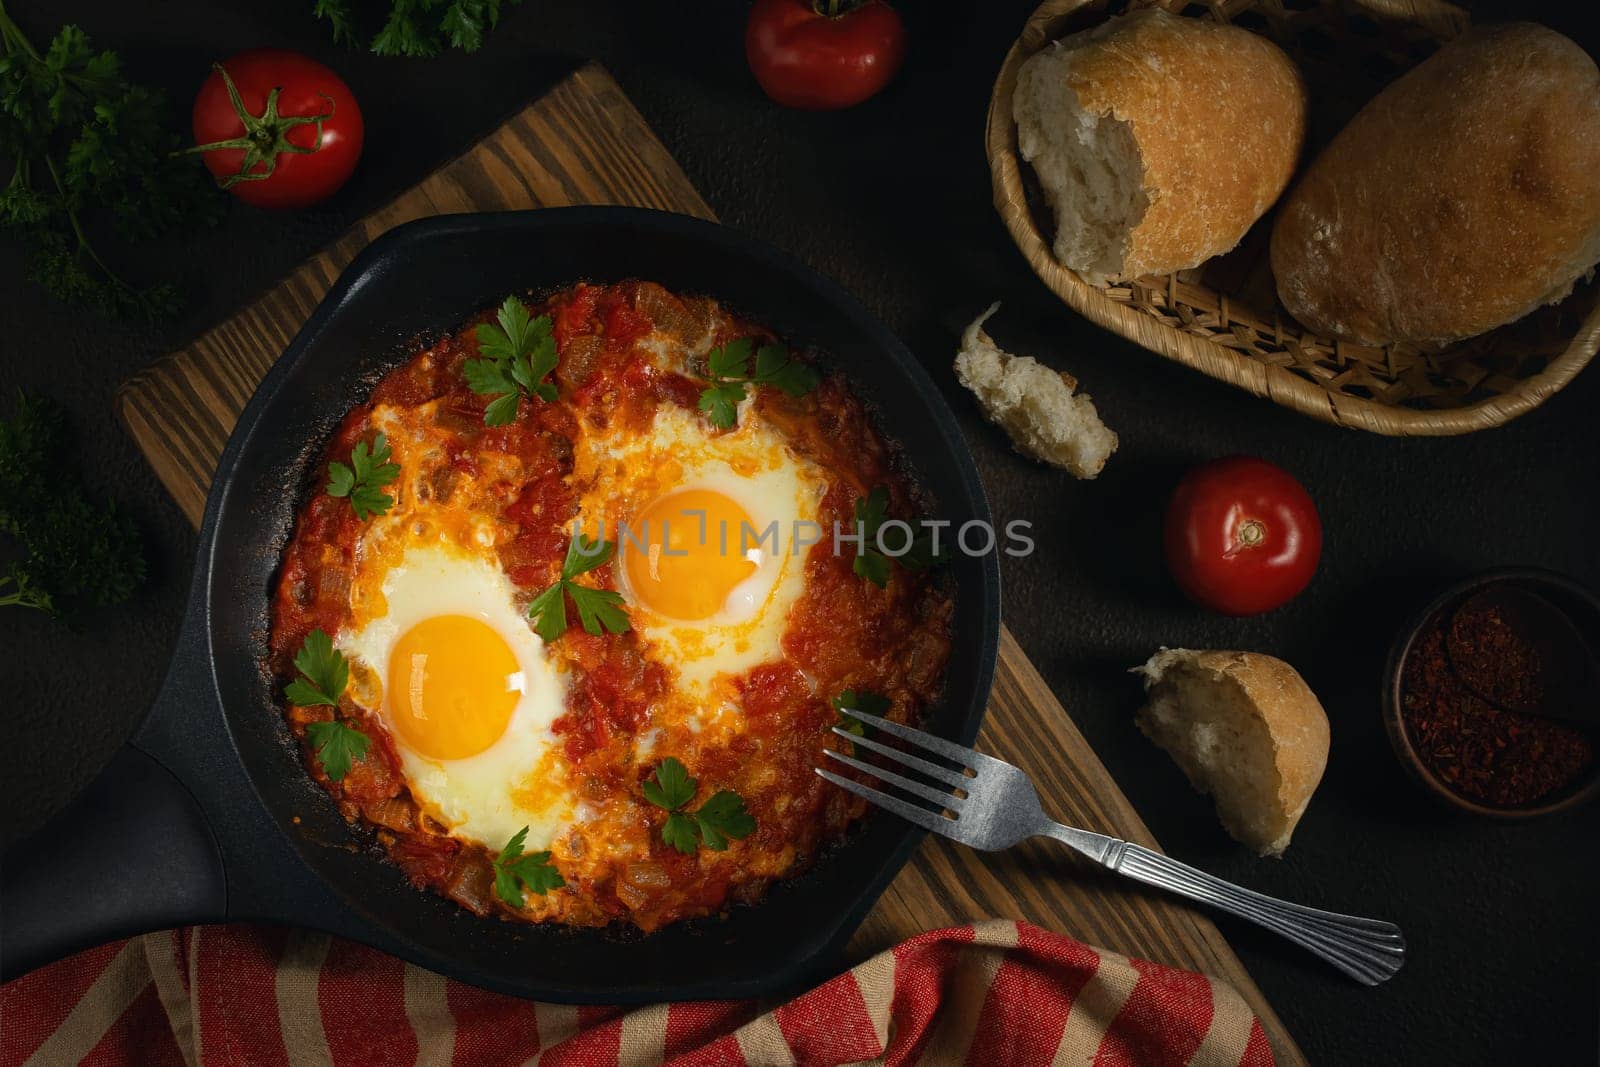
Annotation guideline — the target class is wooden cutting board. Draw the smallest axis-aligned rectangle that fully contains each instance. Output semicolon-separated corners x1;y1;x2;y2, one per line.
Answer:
119;62;1306;1065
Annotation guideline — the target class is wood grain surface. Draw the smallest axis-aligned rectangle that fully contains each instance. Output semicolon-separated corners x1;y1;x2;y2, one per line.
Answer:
117;61;1306;1065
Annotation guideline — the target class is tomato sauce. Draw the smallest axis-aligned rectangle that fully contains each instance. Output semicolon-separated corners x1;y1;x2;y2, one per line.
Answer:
269;281;953;931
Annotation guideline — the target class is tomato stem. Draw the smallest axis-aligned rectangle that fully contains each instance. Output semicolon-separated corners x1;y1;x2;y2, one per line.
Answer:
1236;518;1267;548
180;62;334;189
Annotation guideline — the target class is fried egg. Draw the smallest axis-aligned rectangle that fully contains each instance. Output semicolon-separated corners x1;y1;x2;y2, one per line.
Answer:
338;546;571;851
576;404;829;699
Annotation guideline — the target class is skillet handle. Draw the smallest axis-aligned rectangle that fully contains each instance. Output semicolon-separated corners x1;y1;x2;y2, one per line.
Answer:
0;743;226;981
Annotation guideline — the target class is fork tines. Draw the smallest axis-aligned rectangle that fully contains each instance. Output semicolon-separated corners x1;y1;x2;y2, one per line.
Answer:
815;710;971;834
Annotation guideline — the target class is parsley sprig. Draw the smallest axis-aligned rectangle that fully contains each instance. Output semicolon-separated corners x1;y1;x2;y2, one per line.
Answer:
643;757;756;854
832;689;890;741
0;10;221;317
851;485;947;589
284;629;370;781
527;532;630;641
312;0;523;57
306;720;371;782
696;338;819;430
464;296;558;426
326;433;400;520
1;391;144;618
491;826;564;906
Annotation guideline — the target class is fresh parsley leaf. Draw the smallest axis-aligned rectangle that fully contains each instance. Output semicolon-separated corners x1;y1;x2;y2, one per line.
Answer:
338;0;520;56
853;546;892;588
325;462;355;498
477;294;533;360
568;584;629;636
462;355;515;396
661;812;700;854
465;296;558;426
0;391;144;619
849;486;944;587
752;343;820;397
643;756;696;811
707;338;751;380
526;582;567;643
482;392;522;428
900;530;949;573
693;790;756;851
832;689;890;739
562;531;614;579
643;757;755;854
526;532;630;641
311;0;361;47
326;433;400;520
852;486;892;588
492;825;564;906
695;338;818;430
696;383;744;430
285;628;348;706
305;719;370;782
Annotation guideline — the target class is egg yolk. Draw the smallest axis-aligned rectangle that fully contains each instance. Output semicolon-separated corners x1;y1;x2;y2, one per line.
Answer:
387;615;523;760
624;488;761;621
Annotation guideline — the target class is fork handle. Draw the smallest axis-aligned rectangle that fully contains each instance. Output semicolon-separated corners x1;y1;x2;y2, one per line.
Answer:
1094;839;1406;986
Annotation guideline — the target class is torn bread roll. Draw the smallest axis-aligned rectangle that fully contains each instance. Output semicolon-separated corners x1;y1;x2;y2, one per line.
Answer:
1013;8;1306;284
1133;649;1329;857
955;302;1117;479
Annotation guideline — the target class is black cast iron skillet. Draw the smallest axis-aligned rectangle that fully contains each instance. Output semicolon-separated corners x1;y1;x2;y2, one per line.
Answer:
1;208;1000;1001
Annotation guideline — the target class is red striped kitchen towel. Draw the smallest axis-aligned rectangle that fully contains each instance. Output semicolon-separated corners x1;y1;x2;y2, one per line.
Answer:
1;920;1274;1066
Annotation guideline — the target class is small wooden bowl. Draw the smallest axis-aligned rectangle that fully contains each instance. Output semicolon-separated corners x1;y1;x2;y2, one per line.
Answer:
986;0;1600;436
1382;569;1600;819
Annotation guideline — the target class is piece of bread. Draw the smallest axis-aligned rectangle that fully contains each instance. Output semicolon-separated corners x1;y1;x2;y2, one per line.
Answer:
1012;8;1306;285
1133;649;1329;857
1271;24;1600;347
954;302;1117;479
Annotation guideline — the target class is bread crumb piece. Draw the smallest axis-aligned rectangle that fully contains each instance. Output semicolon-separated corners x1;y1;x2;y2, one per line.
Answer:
954;302;1117;479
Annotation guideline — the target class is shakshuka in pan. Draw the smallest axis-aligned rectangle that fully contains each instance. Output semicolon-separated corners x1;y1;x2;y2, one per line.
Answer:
269;280;954;931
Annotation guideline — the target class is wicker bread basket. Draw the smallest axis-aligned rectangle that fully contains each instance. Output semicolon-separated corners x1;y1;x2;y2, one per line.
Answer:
987;0;1600;435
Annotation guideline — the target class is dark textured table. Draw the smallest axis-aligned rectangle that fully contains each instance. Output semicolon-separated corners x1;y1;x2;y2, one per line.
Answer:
3;2;1596;1063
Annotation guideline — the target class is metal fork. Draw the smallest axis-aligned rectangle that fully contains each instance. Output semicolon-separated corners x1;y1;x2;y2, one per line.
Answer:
818;710;1406;986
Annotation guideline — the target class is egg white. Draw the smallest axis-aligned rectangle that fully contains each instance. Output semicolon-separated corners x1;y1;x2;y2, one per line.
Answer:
337;546;572;852
576;404;829;701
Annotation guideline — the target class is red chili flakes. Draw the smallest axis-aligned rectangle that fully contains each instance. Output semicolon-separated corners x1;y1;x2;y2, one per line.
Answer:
1401;609;1594;808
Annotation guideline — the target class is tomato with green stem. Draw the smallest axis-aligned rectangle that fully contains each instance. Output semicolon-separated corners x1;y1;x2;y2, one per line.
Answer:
1163;456;1322;616
745;0;906;111
188;49;363;209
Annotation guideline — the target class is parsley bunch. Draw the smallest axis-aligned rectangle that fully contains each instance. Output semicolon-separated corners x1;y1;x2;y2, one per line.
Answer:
696;339;819;430
527;532;629;642
0;392;144;619
284;628;371;781
0;6;220;318
312;0;523;58
492;826;564;906
326;433;401;520
851;485;945;588
464;296;558;426
643;757;756;854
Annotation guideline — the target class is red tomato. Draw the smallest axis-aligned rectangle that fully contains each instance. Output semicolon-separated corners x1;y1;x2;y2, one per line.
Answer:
1163;457;1322;616
745;0;906;111
191;49;363;209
